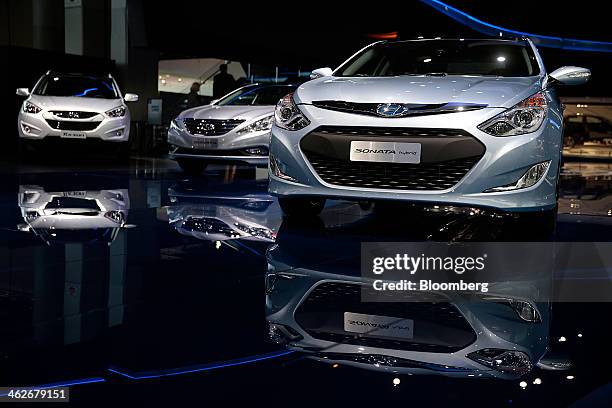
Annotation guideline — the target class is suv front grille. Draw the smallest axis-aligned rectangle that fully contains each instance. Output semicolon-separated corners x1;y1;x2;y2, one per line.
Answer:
45;120;101;131
300;126;484;191
183;119;245;136
50;111;98;119
295;282;476;353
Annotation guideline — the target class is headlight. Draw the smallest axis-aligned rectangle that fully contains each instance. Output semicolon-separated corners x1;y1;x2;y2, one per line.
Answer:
478;92;547;136
106;106;126;118
237;115;274;135
104;210;124;223
274;93;310;131
170;118;182;130
25;211;40;221
23;101;42;114
467;349;532;376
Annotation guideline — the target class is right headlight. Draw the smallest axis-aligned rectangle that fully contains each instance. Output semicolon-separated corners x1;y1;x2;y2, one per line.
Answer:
478;91;547;136
274;93;310;131
23;101;42;114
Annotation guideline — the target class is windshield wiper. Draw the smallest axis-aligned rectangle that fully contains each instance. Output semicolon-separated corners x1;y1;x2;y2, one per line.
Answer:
422;72;448;77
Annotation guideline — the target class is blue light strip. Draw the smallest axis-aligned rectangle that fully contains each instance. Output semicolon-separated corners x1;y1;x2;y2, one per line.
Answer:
107;350;295;380
74;87;98;97
0;377;105;397
420;0;612;53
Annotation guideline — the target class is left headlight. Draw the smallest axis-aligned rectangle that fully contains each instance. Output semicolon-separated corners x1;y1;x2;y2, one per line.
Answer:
478;91;547;136
23;101;42;114
236;115;274;135
274;93;310;131
106;106;126;118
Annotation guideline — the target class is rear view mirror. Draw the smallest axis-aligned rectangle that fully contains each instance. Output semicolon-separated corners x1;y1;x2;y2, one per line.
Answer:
310;67;333;80
124;93;139;102
548;66;591;86
16;88;30;97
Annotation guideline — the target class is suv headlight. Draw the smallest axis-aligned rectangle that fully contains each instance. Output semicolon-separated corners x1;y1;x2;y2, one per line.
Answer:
274;93;310;131
237;115;274;135
478;92;547;136
106;106;126;118
467;349;532;376
23;101;42;114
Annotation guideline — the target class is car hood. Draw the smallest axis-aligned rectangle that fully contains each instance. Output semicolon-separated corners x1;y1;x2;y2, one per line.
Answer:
28;95;124;111
296;75;543;109
179;105;274;122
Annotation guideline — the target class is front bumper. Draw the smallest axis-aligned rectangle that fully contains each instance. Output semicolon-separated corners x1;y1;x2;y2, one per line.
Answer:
168;125;270;166
268;105;562;212
18;111;130;142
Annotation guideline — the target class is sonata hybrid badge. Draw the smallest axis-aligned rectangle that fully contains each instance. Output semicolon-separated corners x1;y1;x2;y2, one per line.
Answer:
350;140;421;164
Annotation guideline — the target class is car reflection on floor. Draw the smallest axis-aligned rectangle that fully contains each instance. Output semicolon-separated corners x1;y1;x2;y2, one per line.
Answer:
265;219;562;380
166;178;282;242
17;184;130;245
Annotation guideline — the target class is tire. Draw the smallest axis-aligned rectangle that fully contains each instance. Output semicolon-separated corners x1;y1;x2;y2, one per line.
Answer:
177;159;208;175
278;197;326;217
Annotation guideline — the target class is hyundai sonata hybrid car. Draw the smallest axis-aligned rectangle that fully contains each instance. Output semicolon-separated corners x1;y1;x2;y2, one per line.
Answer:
269;38;590;228
168;83;296;174
17;72;138;152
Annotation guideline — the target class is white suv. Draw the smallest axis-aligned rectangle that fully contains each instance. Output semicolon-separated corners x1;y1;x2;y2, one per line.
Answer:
17;71;138;148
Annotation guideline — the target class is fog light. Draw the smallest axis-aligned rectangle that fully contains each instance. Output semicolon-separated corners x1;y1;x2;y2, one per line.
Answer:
270;155;297;182
114;129;124;137
467;349;532;376
485;161;550;192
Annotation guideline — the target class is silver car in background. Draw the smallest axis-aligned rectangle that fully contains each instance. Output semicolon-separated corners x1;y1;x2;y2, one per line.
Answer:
269;38;590;232
168;83;297;174
16;72;138;151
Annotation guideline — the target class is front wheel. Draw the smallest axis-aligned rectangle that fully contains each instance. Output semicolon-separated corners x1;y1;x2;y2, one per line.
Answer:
278;197;326;217
177;159;208;175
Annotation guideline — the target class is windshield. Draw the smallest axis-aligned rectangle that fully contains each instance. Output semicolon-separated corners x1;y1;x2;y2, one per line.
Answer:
34;75;119;99
216;85;296;106
336;40;540;77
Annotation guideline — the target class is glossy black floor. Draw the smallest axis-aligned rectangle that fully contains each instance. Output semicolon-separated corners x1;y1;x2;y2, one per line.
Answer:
1;155;612;407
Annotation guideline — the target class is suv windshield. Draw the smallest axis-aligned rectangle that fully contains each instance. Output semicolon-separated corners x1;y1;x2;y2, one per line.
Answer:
336;40;540;77
34;75;119;99
216;85;296;106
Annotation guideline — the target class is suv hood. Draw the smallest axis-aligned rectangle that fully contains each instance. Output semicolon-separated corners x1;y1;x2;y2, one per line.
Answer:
179;105;274;122
296;76;542;109
28;95;124;112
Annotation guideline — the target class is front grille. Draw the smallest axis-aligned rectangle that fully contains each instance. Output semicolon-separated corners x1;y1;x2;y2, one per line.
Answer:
307;153;479;190
50;111;98;119
295;282;476;353
312;101;485;117
300;126;484;191
183;119;245;136
45;120;101;131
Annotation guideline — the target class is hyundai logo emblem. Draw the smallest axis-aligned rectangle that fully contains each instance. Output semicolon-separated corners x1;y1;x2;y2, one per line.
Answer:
376;103;409;117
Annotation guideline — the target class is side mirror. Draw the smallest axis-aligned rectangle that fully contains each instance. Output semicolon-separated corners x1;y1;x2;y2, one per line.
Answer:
16;88;30;97
310;67;333;80
124;93;139;102
548;66;591;86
